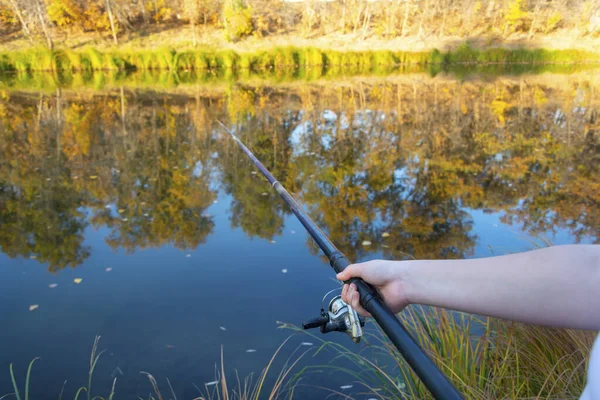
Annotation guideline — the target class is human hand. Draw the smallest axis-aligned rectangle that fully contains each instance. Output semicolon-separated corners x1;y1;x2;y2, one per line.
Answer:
337;260;410;317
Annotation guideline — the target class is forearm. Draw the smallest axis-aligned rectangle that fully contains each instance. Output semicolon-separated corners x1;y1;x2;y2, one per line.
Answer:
402;245;600;330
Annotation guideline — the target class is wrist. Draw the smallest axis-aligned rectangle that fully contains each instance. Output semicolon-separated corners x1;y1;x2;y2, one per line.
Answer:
400;260;435;306
398;260;419;305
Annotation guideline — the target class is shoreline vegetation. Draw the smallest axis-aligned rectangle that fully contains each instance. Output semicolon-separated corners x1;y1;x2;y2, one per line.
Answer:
1;61;599;93
6;311;595;400
2;0;600;74
1;45;599;74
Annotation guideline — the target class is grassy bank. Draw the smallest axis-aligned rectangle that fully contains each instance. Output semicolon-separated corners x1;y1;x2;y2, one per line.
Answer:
0;44;599;74
287;307;595;399
3;64;599;94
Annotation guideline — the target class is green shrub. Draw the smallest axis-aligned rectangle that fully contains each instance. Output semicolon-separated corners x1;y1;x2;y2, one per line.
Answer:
223;0;254;42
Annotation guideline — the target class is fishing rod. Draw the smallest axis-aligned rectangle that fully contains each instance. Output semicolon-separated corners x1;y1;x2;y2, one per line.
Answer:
218;121;463;400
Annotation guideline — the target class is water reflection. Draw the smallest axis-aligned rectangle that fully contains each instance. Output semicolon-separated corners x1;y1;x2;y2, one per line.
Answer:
0;73;598;271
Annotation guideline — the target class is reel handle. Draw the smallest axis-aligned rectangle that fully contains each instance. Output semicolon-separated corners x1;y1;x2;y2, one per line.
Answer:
302;314;328;330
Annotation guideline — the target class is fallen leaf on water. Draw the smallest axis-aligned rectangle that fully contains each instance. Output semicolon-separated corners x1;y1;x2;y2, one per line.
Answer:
362;241;372;246
89;175;98;180
246;349;257;353
105;268;112;272
281;269;288;274
49;283;58;288
340;385;353;390
29;305;39;311
219;326;227;331
205;380;219;386
118;209;125;213
73;278;82;284
382;232;390;238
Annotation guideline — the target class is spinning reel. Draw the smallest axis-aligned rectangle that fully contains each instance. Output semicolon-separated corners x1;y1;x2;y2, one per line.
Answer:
302;289;366;343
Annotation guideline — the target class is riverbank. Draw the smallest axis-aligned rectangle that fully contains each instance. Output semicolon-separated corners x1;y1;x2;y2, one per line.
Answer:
1;44;599;75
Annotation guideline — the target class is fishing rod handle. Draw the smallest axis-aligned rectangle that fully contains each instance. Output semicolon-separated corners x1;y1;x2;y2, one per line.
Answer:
331;255;464;400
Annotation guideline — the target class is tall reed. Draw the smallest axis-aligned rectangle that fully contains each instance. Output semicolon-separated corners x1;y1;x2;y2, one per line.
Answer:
283;306;595;399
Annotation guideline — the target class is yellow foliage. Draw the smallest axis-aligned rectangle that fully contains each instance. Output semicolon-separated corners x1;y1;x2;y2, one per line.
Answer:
223;0;254;42
83;2;112;33
228;88;256;121
0;3;17;26
491;99;509;125
146;0;173;23
45;0;85;30
63;103;92;158
534;86;548;105
505;0;529;32
461;103;468;115
546;12;563;33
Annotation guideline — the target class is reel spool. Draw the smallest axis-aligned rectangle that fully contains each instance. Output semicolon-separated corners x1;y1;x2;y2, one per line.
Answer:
302;289;366;343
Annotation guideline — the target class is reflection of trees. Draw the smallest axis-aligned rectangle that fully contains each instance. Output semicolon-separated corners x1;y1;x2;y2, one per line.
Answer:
0;90;218;271
0;93;90;271
0;179;90;271
90;98;217;252
218;114;293;240
0;75;598;271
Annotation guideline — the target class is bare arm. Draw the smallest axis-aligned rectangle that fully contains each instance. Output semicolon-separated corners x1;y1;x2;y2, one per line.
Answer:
338;245;600;331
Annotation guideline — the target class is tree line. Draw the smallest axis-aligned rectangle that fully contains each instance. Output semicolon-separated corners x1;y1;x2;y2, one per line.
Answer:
1;0;599;49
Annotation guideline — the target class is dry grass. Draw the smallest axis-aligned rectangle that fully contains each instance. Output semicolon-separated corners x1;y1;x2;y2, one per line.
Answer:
3;336;310;400
283;306;595;400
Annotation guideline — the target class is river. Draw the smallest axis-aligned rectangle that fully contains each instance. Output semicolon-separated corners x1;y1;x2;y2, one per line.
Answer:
0;69;598;399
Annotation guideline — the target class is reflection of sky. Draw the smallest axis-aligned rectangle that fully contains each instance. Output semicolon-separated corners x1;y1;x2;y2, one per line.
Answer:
0;192;352;398
1;166;596;398
1;91;598;398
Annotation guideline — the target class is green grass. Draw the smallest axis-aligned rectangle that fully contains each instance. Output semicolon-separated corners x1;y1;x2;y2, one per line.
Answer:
282;306;595;400
1;59;598;93
0;44;598;74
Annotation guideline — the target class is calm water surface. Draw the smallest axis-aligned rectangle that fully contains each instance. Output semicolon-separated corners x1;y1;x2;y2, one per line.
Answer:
0;70;598;398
